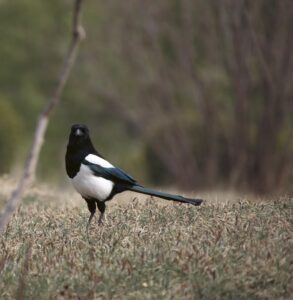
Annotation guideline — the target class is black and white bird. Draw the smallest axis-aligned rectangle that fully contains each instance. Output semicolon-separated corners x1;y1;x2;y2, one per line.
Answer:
65;124;203;233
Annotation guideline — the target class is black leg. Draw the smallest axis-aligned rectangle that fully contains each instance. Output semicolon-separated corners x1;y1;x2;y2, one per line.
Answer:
85;199;96;237
96;201;106;225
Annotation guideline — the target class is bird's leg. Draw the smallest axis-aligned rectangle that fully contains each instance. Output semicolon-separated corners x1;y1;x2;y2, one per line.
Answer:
85;199;96;238
96;201;106;225
87;212;95;232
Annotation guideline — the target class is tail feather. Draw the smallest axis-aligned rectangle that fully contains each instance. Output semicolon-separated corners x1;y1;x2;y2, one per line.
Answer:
129;185;203;206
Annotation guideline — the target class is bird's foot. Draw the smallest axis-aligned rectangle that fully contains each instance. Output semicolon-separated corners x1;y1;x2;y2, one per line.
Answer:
98;216;105;226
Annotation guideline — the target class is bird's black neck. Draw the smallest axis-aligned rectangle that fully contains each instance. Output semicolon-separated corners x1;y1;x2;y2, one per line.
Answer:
65;137;101;178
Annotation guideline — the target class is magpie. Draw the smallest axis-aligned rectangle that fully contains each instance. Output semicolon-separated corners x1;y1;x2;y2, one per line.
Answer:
65;124;203;233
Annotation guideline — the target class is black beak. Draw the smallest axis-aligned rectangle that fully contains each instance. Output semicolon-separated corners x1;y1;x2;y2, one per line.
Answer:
75;128;83;136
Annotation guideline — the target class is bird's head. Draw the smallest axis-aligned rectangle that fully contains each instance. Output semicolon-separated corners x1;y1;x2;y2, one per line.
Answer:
69;124;90;145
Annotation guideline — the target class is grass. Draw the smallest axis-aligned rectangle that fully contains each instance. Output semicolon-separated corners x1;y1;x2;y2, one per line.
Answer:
0;178;292;299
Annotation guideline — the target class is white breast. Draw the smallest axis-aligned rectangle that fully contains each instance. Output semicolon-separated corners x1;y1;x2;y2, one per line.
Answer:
71;164;114;201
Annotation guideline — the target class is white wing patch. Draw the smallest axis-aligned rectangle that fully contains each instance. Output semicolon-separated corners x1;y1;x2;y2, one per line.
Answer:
72;164;114;201
85;154;113;168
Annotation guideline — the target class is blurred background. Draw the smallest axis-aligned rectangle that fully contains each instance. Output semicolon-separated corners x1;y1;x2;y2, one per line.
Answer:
0;0;292;194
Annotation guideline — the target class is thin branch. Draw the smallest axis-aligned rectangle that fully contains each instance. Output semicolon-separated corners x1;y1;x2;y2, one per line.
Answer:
245;7;274;89
0;0;85;234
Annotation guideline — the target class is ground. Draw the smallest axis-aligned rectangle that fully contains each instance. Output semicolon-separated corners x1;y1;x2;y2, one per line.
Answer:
0;177;292;299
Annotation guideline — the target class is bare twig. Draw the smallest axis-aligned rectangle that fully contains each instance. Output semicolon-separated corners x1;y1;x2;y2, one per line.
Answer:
0;0;85;234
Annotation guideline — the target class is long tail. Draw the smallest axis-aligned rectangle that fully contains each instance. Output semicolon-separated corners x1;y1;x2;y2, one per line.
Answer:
129;185;203;206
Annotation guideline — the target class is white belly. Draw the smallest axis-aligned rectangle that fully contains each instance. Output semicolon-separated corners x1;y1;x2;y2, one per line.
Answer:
72;164;114;201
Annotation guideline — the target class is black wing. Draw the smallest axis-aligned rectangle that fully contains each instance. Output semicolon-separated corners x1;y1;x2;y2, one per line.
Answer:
82;159;137;185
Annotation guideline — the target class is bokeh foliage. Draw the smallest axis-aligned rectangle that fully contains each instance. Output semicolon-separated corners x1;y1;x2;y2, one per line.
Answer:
0;0;292;193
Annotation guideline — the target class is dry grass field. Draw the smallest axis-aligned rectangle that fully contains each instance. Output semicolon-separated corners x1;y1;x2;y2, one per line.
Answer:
0;177;292;299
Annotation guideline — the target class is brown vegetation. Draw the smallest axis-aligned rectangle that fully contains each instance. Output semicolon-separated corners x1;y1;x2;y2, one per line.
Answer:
0;181;292;299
